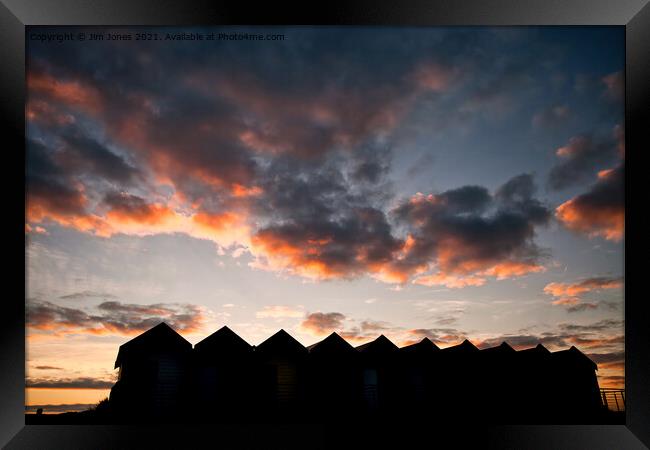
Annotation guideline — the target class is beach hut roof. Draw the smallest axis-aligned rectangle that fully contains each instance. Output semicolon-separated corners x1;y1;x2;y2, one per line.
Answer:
307;332;355;356
400;337;440;354
255;329;307;357
355;334;398;354
480;341;516;354
441;339;479;354
194;326;252;356
114;322;191;369
552;345;598;371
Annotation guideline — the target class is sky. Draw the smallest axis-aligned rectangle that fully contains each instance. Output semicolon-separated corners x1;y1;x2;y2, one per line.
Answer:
25;26;625;413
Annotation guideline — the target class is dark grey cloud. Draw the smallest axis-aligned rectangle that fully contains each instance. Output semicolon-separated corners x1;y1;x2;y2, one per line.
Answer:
558;319;623;333
389;173;551;278
532;104;569;128
566;302;599;313
547;133;620;190
405;327;468;346
477;334;568;350
26;139;87;217
477;318;624;352
406;152;435;177
602;71;623;101
26;300;204;335
251;151;404;279
59;290;117;300
26;377;114;389
586;351;624;365
57;127;141;184
26;404;96;413
300;312;346;335
33;366;64;371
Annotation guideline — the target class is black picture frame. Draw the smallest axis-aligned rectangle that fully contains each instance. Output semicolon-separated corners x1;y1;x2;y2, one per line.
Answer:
2;1;648;448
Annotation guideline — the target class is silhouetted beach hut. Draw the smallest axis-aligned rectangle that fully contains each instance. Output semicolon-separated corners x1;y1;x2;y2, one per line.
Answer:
356;335;399;415
254;329;308;417
438;339;480;417
397;337;440;413
306;332;361;419
109;322;192;421
550;346;602;422
192;326;254;421
514;343;552;422
477;341;517;421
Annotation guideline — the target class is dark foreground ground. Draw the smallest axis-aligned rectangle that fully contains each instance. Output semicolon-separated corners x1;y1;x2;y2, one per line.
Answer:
8;421;646;450
25;409;626;425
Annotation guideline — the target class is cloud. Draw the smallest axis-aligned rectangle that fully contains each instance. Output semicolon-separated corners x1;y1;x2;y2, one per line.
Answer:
299;312;346;336
586;351;624;365
297;311;400;343
56;126;141;184
406;152;435;178
434;317;460;326
26;376;114;389
476;320;624;353
401;328;468;347
59;291;117;300
33;366;64;371
547;131;621;190
544;277;623;298
556;163;624;241
255;305;304;319
550;297;581;306
389;173;551;287
339;319;402;344
558;319;623;333
26;139;90;223
532;104;569;128
25;30;604;289
566;302;599;313
26;300;206;336
602;71;623;101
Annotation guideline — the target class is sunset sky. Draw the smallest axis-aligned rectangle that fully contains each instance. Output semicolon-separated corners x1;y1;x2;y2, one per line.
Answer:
25;26;624;412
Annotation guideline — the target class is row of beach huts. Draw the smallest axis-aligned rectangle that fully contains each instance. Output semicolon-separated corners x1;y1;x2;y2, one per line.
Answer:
108;322;604;423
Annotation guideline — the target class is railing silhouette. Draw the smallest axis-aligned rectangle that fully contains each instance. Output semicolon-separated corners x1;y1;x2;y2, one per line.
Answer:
600;388;625;412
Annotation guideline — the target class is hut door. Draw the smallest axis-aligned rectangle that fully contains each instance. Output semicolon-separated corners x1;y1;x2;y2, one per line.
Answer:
363;368;379;410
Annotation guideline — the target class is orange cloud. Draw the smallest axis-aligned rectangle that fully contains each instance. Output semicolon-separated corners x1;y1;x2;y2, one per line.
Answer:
249;232;347;280
480;261;546;279
231;183;263;198
27;300;206;338
555;163;624;242
27;71;103;115
413;272;486;289
299;312;346;336
105;202;176;226
544;277;623;298
556;197;624;241
411;62;456;93
551;297;581;306
26;99;76;126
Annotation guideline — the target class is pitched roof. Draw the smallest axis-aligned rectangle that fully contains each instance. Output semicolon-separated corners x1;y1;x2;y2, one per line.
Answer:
194;326;252;356
551;346;598;371
255;329;307;357
114;322;192;368
400;337;440;354
441;339;479;354
307;332;355;356
355;335;398;354
518;343;551;355
480;341;516;354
